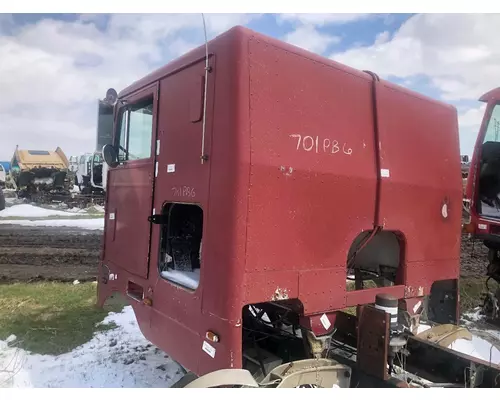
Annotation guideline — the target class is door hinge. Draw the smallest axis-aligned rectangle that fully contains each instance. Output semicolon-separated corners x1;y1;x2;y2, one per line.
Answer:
156;140;160;156
155;162;158;177
148;214;168;225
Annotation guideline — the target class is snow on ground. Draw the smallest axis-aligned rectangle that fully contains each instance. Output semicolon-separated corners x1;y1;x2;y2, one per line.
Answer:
90;204;105;213
0;204;104;230
0;306;184;388
160;269;200;290
0;218;104;230
0;204;85;218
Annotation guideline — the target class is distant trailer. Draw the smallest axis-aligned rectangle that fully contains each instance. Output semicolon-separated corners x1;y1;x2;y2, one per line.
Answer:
0;161;10;174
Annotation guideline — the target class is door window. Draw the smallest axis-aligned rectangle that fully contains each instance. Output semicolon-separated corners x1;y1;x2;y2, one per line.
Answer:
482;104;500;144
478;104;500;217
117;98;154;161
158;203;203;291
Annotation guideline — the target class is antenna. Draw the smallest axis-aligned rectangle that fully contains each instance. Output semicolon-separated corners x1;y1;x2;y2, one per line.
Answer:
200;13;209;164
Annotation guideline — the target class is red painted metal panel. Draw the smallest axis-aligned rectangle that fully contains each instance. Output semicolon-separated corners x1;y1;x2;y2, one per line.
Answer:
300;312;338;336
244;37;377;315
144;30;249;376
103;84;158;279
146;58;213;371
98;26;464;378
199;29;250;323
243;271;299;305
404;260;459;289
375;81;462;267
299;269;346;314
104;167;153;278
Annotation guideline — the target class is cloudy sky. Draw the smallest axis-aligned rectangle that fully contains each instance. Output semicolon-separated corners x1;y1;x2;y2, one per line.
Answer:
0;13;497;160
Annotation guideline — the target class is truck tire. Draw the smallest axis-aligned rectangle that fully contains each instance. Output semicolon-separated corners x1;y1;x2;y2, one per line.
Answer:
170;372;198;388
0;187;5;211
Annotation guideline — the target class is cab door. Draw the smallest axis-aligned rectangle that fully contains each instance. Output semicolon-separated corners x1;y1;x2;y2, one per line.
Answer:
103;83;159;279
147;59;214;369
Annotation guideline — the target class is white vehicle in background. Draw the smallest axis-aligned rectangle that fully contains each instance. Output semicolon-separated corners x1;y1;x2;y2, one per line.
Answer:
74;151;108;195
68;156;79;173
0;164;5;187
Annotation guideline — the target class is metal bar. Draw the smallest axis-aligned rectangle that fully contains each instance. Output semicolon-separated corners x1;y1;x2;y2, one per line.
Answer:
346;285;406;306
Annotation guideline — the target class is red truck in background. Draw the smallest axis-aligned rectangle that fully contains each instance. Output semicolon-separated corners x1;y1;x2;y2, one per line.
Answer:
463;87;500;321
96;26;500;388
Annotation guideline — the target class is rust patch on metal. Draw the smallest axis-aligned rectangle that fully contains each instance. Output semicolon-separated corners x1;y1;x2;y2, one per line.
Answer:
279;165;294;177
272;287;289;301
405;285;424;298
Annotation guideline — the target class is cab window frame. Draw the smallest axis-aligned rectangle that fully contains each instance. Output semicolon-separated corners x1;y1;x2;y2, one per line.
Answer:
115;95;155;163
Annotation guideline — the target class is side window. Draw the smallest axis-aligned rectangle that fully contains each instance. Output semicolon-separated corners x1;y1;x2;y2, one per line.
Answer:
117;98;154;161
483;104;500;144
158;203;203;291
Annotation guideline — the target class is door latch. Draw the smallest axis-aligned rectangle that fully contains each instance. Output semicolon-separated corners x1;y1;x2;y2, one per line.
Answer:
148;214;168;224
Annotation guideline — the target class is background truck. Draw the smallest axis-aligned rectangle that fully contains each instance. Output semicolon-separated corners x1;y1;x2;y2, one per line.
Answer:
97;26;499;388
0;163;5;187
70;99;113;198
9;146;72;202
463;87;500;322
74;151;107;195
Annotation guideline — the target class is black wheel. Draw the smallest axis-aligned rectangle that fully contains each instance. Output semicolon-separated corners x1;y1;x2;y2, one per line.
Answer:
170;372;198;388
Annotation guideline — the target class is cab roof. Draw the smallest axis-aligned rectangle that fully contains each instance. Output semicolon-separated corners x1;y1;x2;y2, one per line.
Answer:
118;25;455;113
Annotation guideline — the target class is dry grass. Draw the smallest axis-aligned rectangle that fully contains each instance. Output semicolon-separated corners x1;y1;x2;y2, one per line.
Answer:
0;282;124;355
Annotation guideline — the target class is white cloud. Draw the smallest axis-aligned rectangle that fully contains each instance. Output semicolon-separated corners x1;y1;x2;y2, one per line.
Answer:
330;14;500;155
0;13;259;160
331;14;500;102
459;104;487;129
458;105;488;156
278;13;374;26
284;24;340;54
374;30;390;45
279;13;374;57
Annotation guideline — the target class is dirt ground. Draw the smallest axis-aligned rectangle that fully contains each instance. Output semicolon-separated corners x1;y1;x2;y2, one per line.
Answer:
0;225;101;283
0;223;493;283
460;236;490;278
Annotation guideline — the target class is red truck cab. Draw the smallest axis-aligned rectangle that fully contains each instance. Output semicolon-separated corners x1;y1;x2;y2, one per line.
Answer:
464;87;500;243
97;26;463;379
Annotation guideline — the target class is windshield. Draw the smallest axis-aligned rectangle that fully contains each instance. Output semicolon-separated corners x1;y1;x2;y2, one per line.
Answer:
482;104;500;144
478;103;500;218
93;153;102;165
